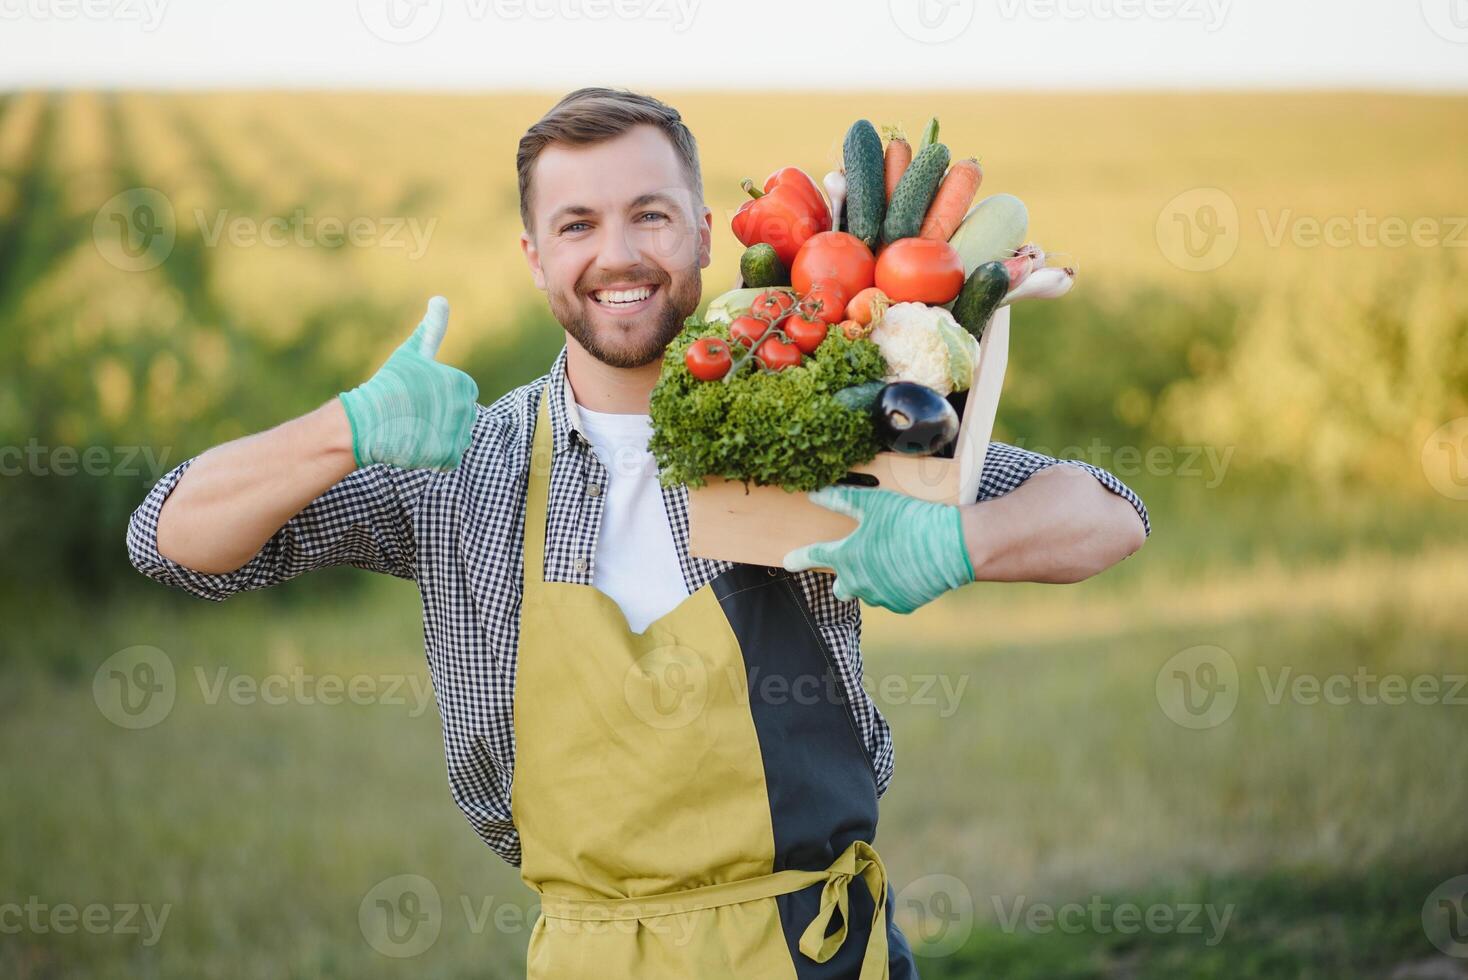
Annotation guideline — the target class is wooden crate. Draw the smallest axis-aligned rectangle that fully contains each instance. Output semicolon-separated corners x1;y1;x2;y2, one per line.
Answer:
688;305;1011;569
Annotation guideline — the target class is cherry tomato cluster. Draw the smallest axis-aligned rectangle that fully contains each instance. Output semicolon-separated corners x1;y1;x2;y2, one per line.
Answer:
684;282;855;382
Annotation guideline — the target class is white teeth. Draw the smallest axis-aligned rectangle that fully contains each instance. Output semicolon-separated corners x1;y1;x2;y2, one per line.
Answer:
594;286;654;304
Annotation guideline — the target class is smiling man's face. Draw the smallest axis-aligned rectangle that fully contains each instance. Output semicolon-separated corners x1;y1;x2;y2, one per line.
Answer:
521;124;712;369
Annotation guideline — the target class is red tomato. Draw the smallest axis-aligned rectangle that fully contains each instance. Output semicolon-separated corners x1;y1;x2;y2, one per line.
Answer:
791;231;876;300
684;338;732;381
874;238;965;305
755;336;802;371
799;279;849;325
749;290;796;322
729;315;769;349
782;313;829;355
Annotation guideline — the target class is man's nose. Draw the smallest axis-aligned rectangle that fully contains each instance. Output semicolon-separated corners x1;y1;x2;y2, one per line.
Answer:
595;216;642;270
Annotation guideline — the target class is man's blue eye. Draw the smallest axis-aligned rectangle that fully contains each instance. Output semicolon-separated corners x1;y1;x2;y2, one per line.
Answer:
639;212;668;222
563;222;589;233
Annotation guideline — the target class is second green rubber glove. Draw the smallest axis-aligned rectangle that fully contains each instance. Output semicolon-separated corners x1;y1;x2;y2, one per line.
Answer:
782;485;976;614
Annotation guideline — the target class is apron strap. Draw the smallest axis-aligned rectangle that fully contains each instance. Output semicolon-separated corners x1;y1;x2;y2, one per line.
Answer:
540;840;890;980
524;382;554;585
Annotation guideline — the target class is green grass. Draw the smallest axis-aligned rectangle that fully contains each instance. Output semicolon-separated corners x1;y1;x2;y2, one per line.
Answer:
3;545;1466;979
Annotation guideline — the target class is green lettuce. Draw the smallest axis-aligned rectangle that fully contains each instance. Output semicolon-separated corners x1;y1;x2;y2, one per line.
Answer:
649;317;889;492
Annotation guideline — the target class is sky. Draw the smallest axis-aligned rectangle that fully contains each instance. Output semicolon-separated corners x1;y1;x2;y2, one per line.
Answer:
2;0;1467;89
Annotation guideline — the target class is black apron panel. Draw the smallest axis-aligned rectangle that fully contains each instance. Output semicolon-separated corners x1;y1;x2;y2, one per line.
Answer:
712;564;920;979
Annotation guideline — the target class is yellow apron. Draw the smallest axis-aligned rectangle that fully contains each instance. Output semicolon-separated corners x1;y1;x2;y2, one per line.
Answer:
510;385;918;979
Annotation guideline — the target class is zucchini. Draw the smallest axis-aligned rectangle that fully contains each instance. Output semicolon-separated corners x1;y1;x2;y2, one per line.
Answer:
739;243;788;288
842;120;886;248
948;193;1029;276
882;142;949;244
952;261;1011;341
833;381;885;415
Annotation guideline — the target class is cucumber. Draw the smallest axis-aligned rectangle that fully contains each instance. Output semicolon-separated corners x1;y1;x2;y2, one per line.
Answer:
881;142;949;244
842;120;886;248
833;381;885;415
948;193;1029;276
952;261;1011;341
739;243;788;289
916;116;939;154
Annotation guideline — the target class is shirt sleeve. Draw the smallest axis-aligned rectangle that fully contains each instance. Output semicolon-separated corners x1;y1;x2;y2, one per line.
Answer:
974;441;1151;538
126;458;431;601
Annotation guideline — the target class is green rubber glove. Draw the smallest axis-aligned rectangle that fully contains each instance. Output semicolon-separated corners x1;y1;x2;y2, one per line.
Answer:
338;296;478;471
782;485;976;614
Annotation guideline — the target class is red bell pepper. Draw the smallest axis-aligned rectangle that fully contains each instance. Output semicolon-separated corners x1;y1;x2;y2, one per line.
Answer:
731;168;831;268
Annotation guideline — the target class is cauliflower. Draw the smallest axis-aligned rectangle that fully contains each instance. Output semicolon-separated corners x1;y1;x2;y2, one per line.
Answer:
868;302;978;396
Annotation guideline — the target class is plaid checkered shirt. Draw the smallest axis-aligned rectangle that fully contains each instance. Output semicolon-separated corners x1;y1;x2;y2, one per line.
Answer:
127;344;1150;865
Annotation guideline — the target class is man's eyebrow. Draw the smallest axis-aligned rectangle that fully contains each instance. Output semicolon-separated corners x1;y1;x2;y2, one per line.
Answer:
546;204;597;228
546;192;684;229
628;191;681;211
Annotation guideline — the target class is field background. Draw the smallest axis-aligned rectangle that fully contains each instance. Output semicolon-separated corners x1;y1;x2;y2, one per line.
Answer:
1;90;1466;978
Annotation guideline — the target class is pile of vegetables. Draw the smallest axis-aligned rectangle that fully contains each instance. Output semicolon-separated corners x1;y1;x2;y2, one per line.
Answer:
649;115;1077;492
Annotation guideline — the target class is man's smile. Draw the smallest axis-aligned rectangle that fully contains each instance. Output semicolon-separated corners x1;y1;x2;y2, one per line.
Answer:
588;282;660;316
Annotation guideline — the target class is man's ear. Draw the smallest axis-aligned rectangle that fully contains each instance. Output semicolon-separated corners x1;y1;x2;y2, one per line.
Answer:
520;230;547;291
698;205;713;270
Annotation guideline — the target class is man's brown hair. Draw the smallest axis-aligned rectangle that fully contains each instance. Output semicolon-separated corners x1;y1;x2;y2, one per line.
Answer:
516;87;702;233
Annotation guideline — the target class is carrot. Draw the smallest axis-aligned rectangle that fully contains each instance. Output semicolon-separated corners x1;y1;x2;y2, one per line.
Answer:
918;158;983;241
881;125;912;202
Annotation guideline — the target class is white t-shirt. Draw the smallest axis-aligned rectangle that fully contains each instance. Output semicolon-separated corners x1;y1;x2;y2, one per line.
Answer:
574;403;690;635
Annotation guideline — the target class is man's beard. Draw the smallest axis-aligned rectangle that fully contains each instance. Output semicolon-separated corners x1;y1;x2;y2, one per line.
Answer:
549;264;702;369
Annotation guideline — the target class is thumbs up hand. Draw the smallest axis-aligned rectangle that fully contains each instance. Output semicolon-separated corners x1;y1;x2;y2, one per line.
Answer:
338;296;480;471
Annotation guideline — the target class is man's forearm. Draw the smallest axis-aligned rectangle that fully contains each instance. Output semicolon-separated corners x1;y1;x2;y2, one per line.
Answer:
959;464;1146;584
155;399;357;574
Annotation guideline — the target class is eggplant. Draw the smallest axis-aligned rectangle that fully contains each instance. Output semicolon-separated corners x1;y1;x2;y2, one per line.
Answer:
873;382;959;456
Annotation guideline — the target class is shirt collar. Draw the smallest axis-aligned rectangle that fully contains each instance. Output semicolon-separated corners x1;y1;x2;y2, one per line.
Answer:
546;345;588;457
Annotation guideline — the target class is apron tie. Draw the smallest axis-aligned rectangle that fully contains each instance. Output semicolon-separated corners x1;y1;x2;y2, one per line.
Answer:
797;840;889;980
538;839;890;979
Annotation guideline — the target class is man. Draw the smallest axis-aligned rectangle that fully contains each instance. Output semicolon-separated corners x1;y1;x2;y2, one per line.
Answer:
128;87;1148;979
